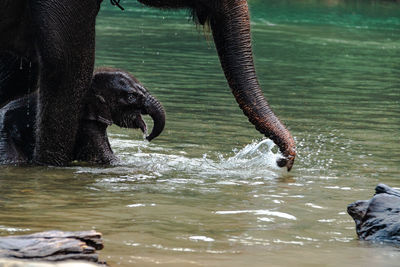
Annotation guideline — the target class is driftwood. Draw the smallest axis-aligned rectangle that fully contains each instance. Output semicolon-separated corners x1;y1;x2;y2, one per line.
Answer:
347;184;400;244
0;258;101;267
0;230;104;263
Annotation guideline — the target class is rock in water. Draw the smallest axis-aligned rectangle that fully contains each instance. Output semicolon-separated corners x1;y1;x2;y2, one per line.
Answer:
347;184;400;244
0;230;104;264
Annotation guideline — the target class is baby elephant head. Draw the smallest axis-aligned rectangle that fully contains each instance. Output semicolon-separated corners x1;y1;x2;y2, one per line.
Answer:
86;68;165;141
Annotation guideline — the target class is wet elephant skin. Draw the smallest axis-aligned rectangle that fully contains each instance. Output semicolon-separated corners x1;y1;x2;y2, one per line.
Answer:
0;68;165;165
0;0;295;170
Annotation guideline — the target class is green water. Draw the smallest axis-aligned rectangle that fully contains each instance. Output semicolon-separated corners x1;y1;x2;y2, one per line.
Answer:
1;1;400;266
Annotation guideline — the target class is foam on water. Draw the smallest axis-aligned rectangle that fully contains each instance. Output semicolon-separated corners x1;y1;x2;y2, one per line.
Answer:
0;225;31;233
74;138;285;182
189;236;215;242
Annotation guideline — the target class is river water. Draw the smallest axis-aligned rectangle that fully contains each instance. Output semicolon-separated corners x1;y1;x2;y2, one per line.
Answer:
1;1;399;266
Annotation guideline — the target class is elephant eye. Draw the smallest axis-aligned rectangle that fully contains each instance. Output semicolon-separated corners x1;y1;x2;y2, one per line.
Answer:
128;94;137;103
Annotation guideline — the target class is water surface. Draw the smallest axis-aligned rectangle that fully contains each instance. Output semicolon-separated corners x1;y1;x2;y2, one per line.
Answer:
1;1;400;266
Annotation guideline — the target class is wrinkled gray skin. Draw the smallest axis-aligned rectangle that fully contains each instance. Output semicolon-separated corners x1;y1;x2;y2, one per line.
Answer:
347;184;400;244
0;68;165;165
0;0;296;170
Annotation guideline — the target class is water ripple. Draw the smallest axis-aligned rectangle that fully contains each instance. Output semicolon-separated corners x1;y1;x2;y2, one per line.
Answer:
215;210;297;221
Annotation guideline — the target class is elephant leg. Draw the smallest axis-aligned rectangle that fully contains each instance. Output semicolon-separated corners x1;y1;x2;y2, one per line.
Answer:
0;135;28;165
29;0;100;165
0;96;34;165
74;124;118;165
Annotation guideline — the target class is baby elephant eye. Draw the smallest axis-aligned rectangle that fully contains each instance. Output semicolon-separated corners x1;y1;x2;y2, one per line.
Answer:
128;94;137;103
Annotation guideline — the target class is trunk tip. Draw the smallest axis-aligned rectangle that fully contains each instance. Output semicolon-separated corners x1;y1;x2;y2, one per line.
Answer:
145;118;165;142
146;134;155;142
276;148;296;171
277;157;295;171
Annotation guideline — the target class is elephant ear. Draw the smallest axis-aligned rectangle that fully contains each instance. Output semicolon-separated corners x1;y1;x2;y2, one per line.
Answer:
82;94;113;126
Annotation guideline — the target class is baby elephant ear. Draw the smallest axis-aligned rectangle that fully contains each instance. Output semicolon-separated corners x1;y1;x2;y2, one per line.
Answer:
83;94;113;126
96;115;113;126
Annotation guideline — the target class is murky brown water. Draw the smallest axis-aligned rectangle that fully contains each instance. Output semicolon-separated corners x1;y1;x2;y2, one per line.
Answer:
1;1;399;266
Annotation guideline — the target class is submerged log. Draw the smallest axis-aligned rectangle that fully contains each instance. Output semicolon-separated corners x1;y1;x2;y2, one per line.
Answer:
0;258;101;267
347;184;400;244
0;230;104;264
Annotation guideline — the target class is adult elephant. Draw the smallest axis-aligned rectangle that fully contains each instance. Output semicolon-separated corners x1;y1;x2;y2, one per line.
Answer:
0;0;296;170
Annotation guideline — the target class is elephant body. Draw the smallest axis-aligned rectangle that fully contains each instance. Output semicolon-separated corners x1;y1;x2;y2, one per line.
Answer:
1;0;100;165
0;68;165;165
0;0;296;170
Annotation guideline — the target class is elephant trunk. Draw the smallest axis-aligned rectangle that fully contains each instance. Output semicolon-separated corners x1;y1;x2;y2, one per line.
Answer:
210;0;296;171
144;94;166;141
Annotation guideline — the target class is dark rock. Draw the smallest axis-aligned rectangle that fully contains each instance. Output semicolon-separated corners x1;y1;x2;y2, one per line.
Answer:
348;184;400;244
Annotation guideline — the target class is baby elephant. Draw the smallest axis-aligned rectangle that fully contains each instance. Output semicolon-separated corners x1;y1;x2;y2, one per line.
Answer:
0;68;165;165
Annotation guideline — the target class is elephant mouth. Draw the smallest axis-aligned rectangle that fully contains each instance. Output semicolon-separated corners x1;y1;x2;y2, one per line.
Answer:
117;108;164;141
118;113;147;133
122;114;148;136
135;114;148;135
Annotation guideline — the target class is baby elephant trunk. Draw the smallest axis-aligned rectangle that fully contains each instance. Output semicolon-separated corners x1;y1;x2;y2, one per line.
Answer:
143;94;165;141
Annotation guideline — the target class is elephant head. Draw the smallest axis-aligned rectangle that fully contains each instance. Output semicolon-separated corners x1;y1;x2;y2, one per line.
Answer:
85;67;165;141
138;0;296;170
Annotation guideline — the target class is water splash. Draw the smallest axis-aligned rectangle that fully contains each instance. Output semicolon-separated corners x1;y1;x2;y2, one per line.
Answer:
129;138;283;179
75;138;285;181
